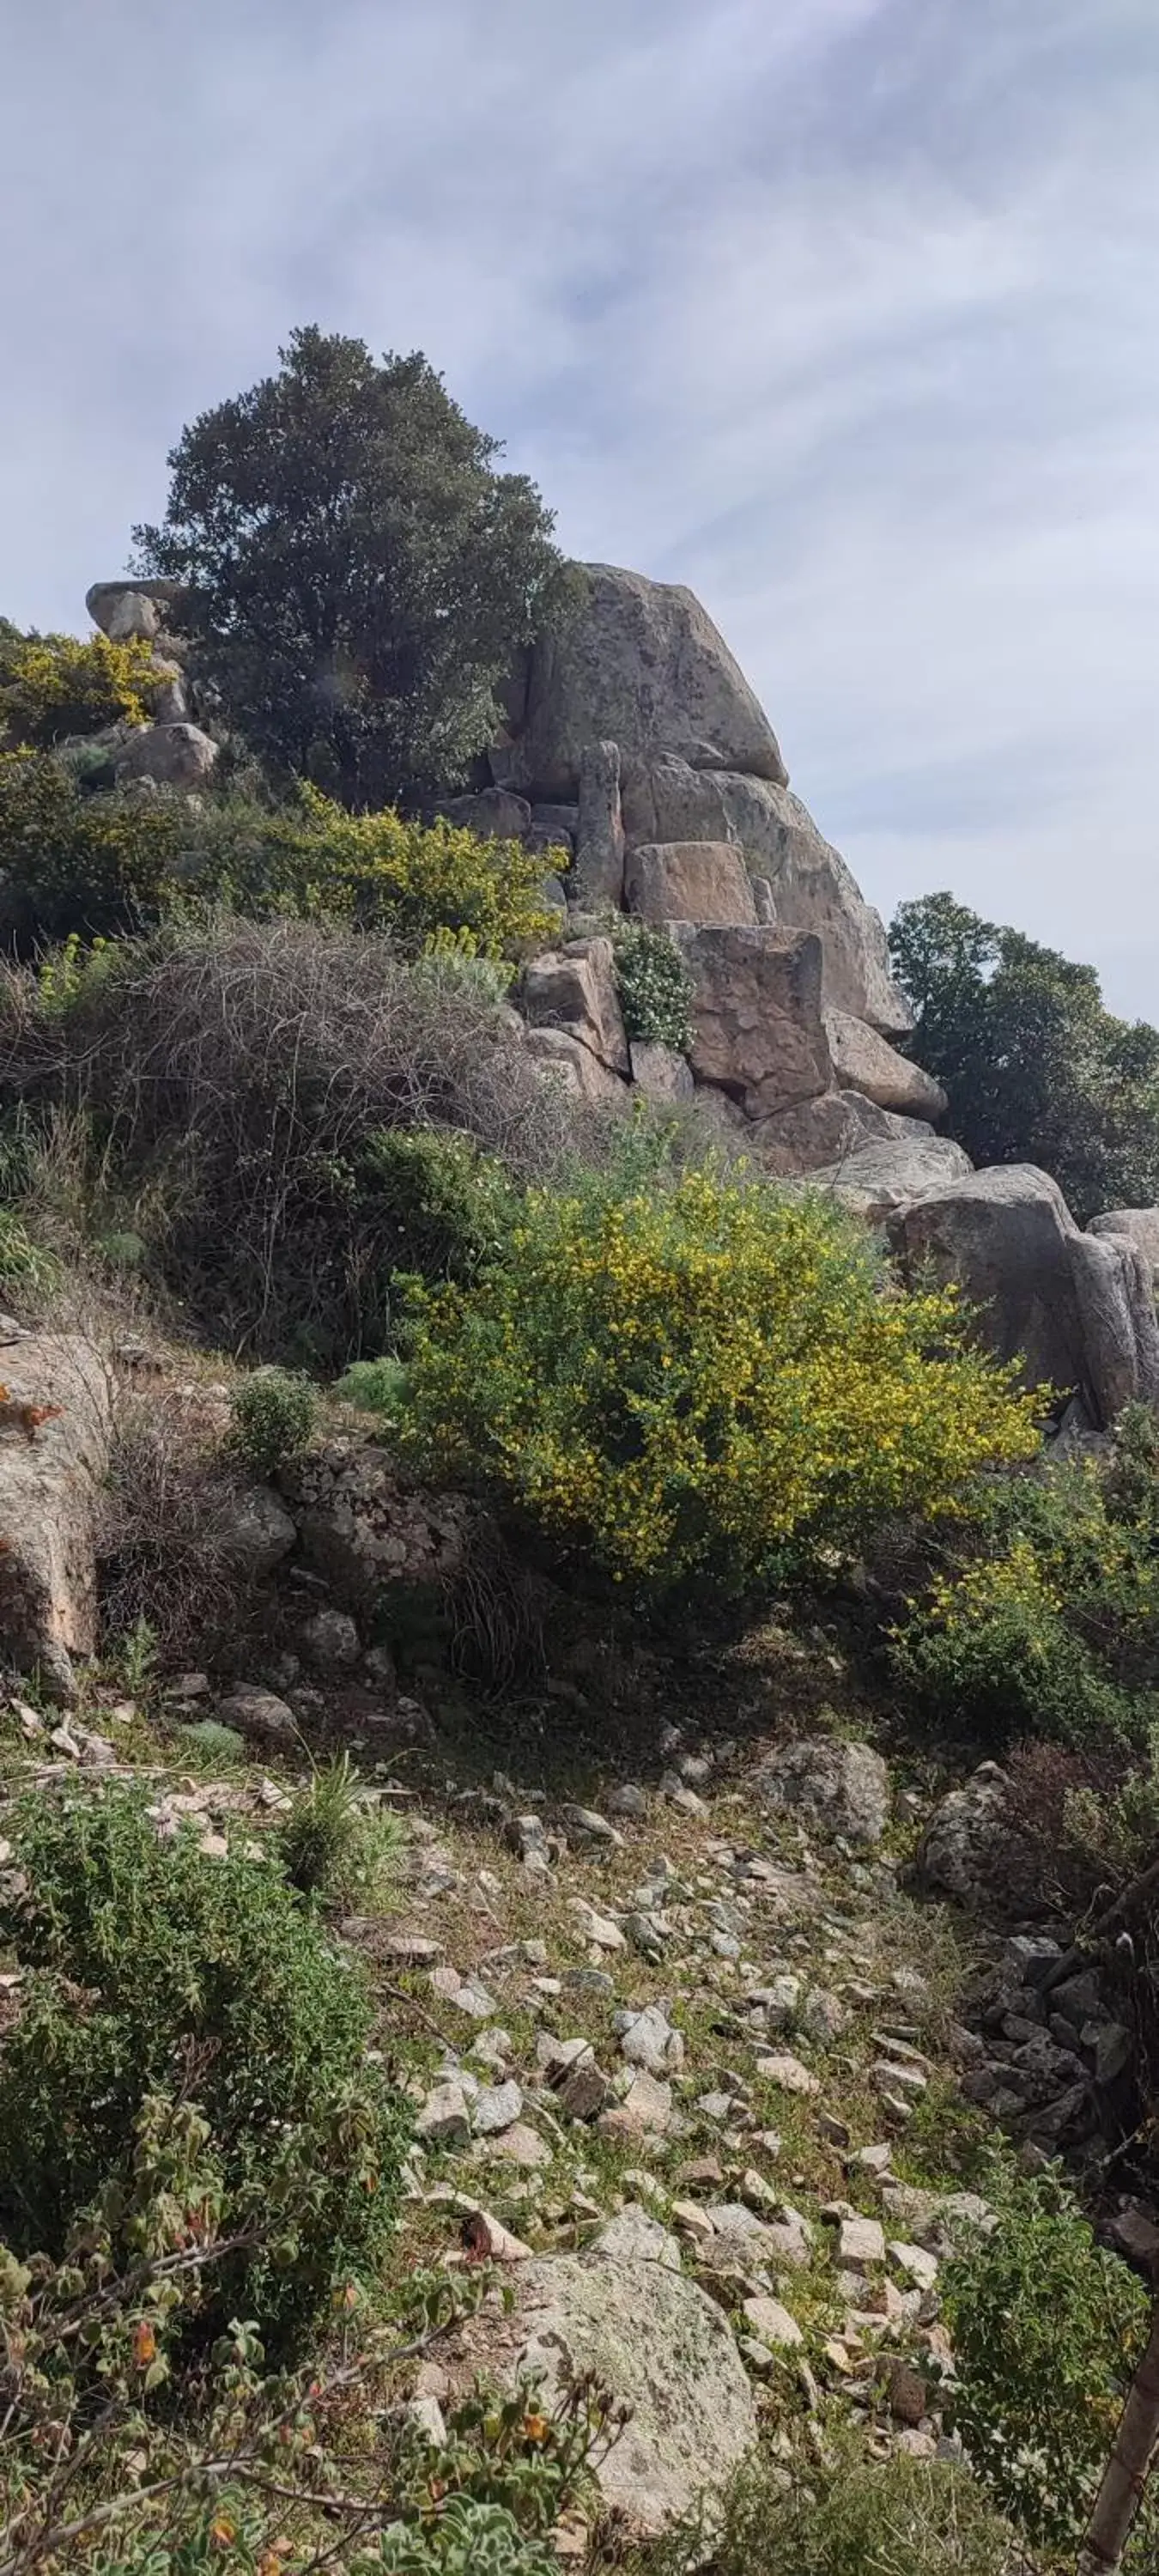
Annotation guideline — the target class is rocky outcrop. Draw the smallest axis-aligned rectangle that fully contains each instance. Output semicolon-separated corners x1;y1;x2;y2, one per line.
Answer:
889;1164;1159;1426
86;578;191;640
115;721;219;790
620;757;908;1033
520;937;630;1078
505;563;786;798
1089;1207;1159;1267
674;924;831;1121
800;1131;973;1218
824;1011;947;1120
279;1442;473;1606
625;840;758;927
0;1333;113;1700
449;2215;757;2537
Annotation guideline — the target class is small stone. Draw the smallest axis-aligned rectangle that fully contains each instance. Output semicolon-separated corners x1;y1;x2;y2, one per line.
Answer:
550;2051;614;2123
561;1804;623;1845
889;2240;939;2291
379;1930;445;1967
887;2359;929;2427
568;1897;626;1952
595;2206;682;2269
871;2061;928;2098
300;1607;361;1673
854;2144;895;2178
608;1783;649;1818
216;1684;296;1747
671;2199;716;2244
695;2091;736;2125
838;2216;886;2268
472;2081;524;2137
617;2005;684;2077
600;2069;671;2136
486;2121;551;2170
416;2082;472;2147
460;2206;532;2263
755;2053;820;2098
408;2393;447;2444
742;2295;804;2350
561;1966;616;1998
1092;2021;1133;2085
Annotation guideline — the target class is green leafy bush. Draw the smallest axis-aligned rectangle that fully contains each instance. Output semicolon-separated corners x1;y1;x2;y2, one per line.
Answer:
889;890;1159;1222
890;1407;1159;1748
646;2434;1015;2576
378;2502;559;2573
0;629;157;748
228;1364;319;1476
389;1163;1041;1600
0;750;182;944
0;1789;410;2354
941;2166;1153;2559
611;920;695;1049
279;1755;404;1904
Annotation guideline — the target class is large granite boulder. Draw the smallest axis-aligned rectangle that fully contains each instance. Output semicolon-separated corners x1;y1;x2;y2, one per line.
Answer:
1089;1208;1159;1267
751;1089;935;1177
86;577;191;640
798;1131;973;1218
889;1164;1159;1427
673;924;831;1120
0;1333;114;1700
115;722;219;790
625;841;757;927
824;1010;947;1120
621;756;907;1032
507;565;786;799
520;936;629;1076
572;739;626;903
447;2216;757;2538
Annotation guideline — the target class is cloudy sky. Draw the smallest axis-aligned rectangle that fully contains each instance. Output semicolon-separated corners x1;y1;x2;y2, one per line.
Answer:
3;0;1157;1010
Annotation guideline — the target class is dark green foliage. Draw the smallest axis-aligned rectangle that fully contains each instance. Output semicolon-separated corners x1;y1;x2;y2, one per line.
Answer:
355;1127;519;1284
227;1364;319;1475
942;2166;1154;2560
889;890;1159;1222
611;921;695;1050
0;1789;410;2354
134;325;567;811
889;1403;1159;1750
0;750;183;945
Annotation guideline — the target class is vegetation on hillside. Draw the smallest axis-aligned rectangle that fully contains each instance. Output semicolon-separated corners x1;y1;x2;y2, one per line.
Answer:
132;325;568;811
889;890;1159;1222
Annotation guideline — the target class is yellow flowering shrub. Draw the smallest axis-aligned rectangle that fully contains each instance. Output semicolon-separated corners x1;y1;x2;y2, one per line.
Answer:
0;630;157;746
392;1166;1041;1597
890;1419;1159;1746
203;785;556;957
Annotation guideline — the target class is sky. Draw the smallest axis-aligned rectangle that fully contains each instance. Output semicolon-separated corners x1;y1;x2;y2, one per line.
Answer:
3;0;1158;1012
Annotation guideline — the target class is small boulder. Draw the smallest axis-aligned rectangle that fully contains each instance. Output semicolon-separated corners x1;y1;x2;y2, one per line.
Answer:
300;1606;361;1673
756;1737;890;1845
115;721;219;790
215;1684;297;1747
215;1484;297;1579
520;938;630;1077
824;1011;947;1120
916;1763;1013;1905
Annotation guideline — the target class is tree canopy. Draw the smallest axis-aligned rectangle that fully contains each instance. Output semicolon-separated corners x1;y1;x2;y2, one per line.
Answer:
889;891;1159;1224
133;326;566;811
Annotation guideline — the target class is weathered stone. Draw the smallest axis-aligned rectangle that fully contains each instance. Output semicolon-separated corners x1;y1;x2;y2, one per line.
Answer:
280;1443;472;1605
889;1164;1159;1426
569;1896;626;1952
115;722;219;789
144;659;191;725
0;1334;113;1699
838;2215;885;2267
621;757;907;1030
824;1011;947;1119
521;1024;629;1108
916;1764;1012;1905
416;2081;472;2147
520;937;630;1076
750;1087;922;1175
300;1606;361;1673
1089;1208;1159;1267
741;2294;803;2349
601;2069;672;2136
617;2004;684;2077
624;841;758;927
801;1131;973;1218
673;923;830;1120
596;2206;683;2269
214;1684;297;1747
510;563;786;799
755;2053;820;2098
629;1040;695;1102
757;1738;890;1844
87;577;189;638
571;739;626;903
215;1484;297;1580
472;2081;524;2137
440;787;531;843
452;2226;757;2536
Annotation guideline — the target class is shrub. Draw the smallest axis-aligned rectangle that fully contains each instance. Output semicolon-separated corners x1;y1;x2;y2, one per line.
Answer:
228;1364;319;1476
611;920;695;1050
0;916;597;1362
942;2166;1154;2559
890;1411;1159;1748
219;787;557;959
390;1163;1041;1600
0;1788;410;2354
646;2434;1016;2576
0;629;157;748
279;1754;404;1904
0;750;181;944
